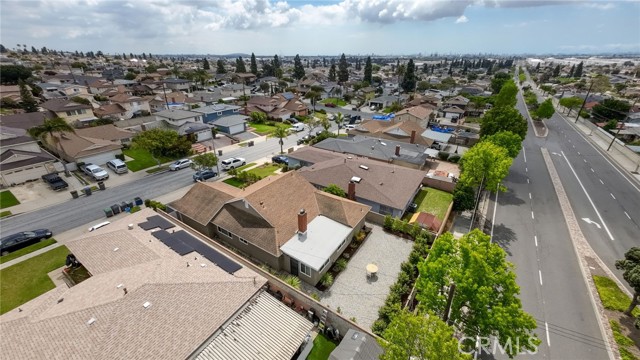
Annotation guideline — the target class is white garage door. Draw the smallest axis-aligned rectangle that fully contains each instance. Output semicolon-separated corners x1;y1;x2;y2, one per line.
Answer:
228;123;245;135
2;165;49;186
79;151;120;166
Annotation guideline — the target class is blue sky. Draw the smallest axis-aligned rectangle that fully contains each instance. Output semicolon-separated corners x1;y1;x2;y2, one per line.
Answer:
1;0;638;55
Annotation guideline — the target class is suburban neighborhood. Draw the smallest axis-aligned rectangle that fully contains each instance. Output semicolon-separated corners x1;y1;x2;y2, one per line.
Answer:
0;1;639;360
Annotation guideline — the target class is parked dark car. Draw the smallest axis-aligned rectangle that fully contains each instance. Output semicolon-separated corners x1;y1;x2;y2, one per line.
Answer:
325;103;336;108
1;229;53;255
42;173;68;191
193;168;218;182
272;155;289;164
297;135;313;145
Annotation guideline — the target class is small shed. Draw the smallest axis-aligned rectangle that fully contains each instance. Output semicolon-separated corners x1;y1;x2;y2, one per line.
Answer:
329;329;383;360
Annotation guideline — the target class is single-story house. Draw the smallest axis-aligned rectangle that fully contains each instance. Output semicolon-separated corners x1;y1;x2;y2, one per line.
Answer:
192;104;242;124
75;125;135;145
0;112;50;130
441;106;465;119
422;129;453;145
43;131;122;165
163;78;191;91
0;208;313;360
368;95;404;110
0;126;56;186
169;172;370;285
351;119;434;148
395;106;434;128
212;115;248;135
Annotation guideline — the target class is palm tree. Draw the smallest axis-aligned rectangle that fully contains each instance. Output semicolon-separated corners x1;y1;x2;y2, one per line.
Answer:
28;117;75;174
272;126;289;154
335;112;344;136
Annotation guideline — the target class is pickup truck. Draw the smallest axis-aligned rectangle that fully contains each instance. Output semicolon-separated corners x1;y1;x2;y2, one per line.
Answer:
42;173;69;191
82;164;109;181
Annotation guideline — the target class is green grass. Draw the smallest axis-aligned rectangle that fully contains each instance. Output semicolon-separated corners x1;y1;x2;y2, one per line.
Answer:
236;162;257;172
307;333;338;360
518;73;526;83
123;148;173;172
0;238;57;264
248;122;290;135
0;190;20;209
0;210;11;218
0;246;69;314
593;275;640;317
464;117;481;124
223;177;245;187
223;164;281;188
412;188;454;221
610;320;635;347
321;98;347;107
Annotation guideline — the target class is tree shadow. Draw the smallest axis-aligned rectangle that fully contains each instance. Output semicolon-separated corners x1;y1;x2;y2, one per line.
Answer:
497;188;526;207
491;223;517;255
505;169;528;184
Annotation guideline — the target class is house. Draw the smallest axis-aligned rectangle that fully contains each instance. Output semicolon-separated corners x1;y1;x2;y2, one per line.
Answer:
220;83;246;97
35;82;89;100
395;106;434;127
42;131;122;165
192;104;242;124
0;209;313;360
0;85;25;102
368;95;404;110
443;95;470;109
75;125;135;145
313;135;430;170
211;115;248;135
41;98;96;125
245;93;309;120
154;109;211;142
441;106;465;119
0;126;56;186
93;103;127;120
232;72;257;84
329;329;383;360
163;78;191;91
169;171;370;285
422;129;453;146
351;119;434;148
87;79;120;94
294;148;425;217
108;93;151;119
356;86;377;101
460;85;484;96
191;90;227;106
0;112;50;130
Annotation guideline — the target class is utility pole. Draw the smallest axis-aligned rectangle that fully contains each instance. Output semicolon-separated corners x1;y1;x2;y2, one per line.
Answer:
575;81;594;123
162;82;169;110
442;283;456;325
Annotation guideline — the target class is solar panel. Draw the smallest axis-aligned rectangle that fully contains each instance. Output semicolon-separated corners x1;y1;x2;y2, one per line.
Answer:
138;215;176;231
172;230;242;274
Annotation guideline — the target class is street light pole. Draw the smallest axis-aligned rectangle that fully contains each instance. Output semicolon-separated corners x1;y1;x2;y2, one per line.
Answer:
575;81;594;123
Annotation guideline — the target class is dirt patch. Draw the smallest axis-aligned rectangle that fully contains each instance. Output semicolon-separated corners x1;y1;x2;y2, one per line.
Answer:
533;119;548;137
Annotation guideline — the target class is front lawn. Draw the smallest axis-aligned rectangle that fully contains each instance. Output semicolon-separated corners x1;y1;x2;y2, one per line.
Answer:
0;238;57;264
123;148;173;172
593;275;640;316
235;162;257;172
0;210;11;218
222;164;281;188
413;188;454;221
0;190;20;209
248;122;290;135
307;333;338;360
321;98;347;107
0;245;69;314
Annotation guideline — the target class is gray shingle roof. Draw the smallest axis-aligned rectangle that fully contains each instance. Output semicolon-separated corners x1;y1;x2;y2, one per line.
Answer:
314;135;429;166
213;115;248;127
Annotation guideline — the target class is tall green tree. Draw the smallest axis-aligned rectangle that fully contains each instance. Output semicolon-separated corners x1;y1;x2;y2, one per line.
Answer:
615;247;640;316
592;98;630;121
417;231;540;358
235;57;246;73
293;54;305;80
335;112;344;136
459;141;513;191
380;310;471;360
216;60;226;74
328;64;337;82
28;117;75;172
552;64;561;77
0;65;32;85
401;59;417;93
535;99;555;120
323;184;346;198
482;131;522;158
494;80;518;108
304;90;321;112
490;72;511;94
337;53;349;83
18;79;38;112
250;53;258;75
591;74;611;94
132;128;191;166
452;182;476;211
480;106;528;140
364;56;372;84
191;152;218;171
249;111;267;124
272;55;282;78
559;96;583;115
271;126;288;154
573;61;583;78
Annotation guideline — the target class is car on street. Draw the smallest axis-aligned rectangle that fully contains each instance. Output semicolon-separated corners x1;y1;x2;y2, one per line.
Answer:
271;155;289;164
297;135;314;145
193;168;218;182
344;124;356;130
82;163;109;181
169;159;193;171
1;229;53;255
220;157;246;170
325;103;336;108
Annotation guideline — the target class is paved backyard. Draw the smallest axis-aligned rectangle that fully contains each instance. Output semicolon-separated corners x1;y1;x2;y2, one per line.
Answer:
305;223;413;330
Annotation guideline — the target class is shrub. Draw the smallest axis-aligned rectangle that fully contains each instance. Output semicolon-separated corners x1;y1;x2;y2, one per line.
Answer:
438;151;449;160
115;153;125;161
401;261;417;279
383;215;393;230
284;275;301;289
334;258;348;272
371;319;388;336
349;317;357;323
311;293;320;301
130;206;141;214
580;110;590;119
355;230;366;242
316;109;326;114
391;218;405;233
396;271;412;290
320;273;334;287
448;154;460;163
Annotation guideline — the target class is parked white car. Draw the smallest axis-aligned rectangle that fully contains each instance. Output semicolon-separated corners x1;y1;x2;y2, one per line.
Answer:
169;159;193;171
220;157;246;170
82;164;109;181
344;124;357;130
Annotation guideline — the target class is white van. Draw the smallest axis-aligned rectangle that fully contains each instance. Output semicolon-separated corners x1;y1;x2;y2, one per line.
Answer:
290;123;305;132
106;159;129;174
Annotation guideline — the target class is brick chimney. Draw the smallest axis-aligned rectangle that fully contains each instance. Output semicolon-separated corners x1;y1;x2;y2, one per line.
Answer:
410;130;416;144
348;182;356;201
395;145;401;156
297;209;307;234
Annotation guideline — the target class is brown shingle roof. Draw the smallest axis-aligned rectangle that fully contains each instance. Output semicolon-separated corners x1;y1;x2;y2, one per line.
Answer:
93;104;127;117
75;124;134;142
170;182;238;226
41;98;92;112
396;105;432;120
45;132;121;160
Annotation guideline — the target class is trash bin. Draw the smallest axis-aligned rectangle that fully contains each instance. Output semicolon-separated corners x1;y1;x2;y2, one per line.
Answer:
248;141;254;147
84;187;92;196
126;201;134;209
218;150;223;156
111;204;121;215
120;202;128;212
134;197;143;206
104;207;113;218
70;190;79;199
98;181;106;190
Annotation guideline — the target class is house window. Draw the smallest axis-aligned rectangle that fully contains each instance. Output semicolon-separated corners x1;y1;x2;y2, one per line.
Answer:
80;109;86;114
379;205;394;216
66;110;76;116
217;226;231;237
300;262;312;277
239;237;248;245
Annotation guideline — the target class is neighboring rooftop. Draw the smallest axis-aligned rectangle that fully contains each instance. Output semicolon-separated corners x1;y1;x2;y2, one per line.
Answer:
314;135;429;166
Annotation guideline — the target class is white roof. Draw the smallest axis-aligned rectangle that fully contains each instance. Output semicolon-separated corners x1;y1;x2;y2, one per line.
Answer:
422;129;452;143
280;215;352;271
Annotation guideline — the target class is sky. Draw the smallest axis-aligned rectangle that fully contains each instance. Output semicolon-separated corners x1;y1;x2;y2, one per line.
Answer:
1;0;639;56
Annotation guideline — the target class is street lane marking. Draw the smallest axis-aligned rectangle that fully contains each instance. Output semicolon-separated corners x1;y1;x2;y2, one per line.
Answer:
611;193;616;200
583;159;587;163
578;152;581;155
534;235;538;247
599;179;604;185
561;151;615;241
539;270;543;286
531;211;535;219
545;322;551;347
625;212;631;220
522;146;527;163
526;167;528;173
529;193;532;199
591;168;594;172
527;178;530;184
573;145;576;148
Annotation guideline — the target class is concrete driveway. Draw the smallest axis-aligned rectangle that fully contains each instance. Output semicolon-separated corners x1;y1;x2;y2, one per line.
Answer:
308;223;413;330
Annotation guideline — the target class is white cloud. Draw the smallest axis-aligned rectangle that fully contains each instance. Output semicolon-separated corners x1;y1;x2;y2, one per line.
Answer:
583;2;615;10
455;15;469;23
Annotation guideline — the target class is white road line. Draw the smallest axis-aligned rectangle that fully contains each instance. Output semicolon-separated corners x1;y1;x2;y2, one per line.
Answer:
573;145;576;148
591;168;594;172
527;178;530;184
625;211;631;220
490;185;499;242
529;193;532;199
526;167;528;173
599;179;604;185
611;193;616;200
534;235;538;247
569;139;572;142
545;322;551;347
531;211;535;219
561;150;615;241
539;270;543;285
522;146;527;163
578;151;581;155
583;159;587;163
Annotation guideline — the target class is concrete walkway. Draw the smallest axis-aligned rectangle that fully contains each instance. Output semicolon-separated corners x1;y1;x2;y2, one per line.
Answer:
0;242;64;270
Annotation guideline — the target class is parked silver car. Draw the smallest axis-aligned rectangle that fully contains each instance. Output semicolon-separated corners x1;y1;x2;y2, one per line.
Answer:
169;159;193;171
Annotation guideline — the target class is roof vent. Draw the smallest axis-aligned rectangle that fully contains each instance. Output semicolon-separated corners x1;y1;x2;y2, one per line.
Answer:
143;301;152;309
359;165;369;170
87;317;97;326
380;142;387;146
350;176;362;183
113;247;119;252
116;283;124;289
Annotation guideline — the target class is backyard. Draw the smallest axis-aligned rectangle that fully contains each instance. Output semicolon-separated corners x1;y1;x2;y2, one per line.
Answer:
0;245;69;314
412;187;454;220
247;122;290;135
307;333;338;360
0;190;20;209
123;148;175;172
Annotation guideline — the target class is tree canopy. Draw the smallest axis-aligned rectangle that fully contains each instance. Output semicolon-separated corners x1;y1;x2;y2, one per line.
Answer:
338;53;349;83
452;182;476;212
250;53;258;75
293;54;305;80
132;128;191;163
271;126;288;154
482;131;522;158
323;184;346;198
235;57;246;73
0;65;32;85
364;56;372;84
490;72;511;94
216;60;226;74
416;230;540;358
535;99;555;120
460;141;513;191
18;79;38;113
559;96;583;115
480;106;528;140
494;80;517;108
401;59;417;93
615;247;640;316
191;152;218;171
592;98;631;121
328;64;337;82
380;310;471;360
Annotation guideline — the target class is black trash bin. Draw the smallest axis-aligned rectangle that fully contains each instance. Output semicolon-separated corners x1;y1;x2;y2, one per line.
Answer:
218;150;223;156
98;181;106;190
104;207;113;218
134;197;143;206
84;187;92;196
111;204;121;215
70;190;79;199
126;201;134;209
248;141;254;147
120;202;128;212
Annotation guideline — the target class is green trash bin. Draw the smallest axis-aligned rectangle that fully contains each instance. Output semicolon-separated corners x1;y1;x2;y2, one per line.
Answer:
104;207;113;218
